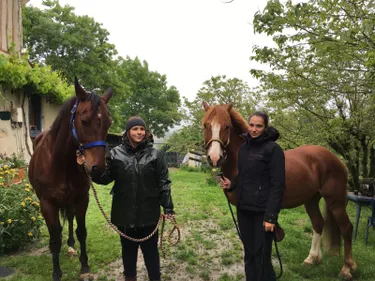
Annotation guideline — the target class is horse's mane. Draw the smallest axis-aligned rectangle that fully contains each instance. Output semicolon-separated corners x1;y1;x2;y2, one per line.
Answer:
229;108;249;134
203;104;248;135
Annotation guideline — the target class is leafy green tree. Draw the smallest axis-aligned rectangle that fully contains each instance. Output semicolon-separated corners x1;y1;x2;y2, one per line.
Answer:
115;56;182;137
23;0;118;90
251;0;375;189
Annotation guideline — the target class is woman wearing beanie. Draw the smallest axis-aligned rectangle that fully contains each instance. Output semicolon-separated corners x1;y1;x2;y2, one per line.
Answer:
92;116;175;281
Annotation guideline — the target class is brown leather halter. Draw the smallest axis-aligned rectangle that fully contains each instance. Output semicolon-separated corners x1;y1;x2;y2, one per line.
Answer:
204;127;231;159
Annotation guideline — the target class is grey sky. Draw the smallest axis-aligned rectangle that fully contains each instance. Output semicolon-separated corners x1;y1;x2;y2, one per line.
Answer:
27;0;271;102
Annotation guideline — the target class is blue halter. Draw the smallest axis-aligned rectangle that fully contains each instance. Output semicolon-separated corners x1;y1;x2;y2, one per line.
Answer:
70;99;107;153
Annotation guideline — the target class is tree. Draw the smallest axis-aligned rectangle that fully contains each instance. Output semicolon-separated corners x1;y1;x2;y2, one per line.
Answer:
114;57;182;137
251;0;375;189
23;0;118;90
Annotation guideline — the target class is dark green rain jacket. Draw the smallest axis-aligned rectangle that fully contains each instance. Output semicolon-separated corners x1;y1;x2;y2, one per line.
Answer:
93;134;174;228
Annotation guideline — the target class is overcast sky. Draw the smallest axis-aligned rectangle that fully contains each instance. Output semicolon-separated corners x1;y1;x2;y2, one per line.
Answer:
27;0;271;102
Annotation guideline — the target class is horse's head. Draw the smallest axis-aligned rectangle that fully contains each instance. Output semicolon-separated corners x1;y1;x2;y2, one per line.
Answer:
202;101;233;167
72;78;113;174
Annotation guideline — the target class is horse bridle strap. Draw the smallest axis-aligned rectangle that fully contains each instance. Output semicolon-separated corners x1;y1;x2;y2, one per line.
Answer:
205;128;231;149
70;99;107;152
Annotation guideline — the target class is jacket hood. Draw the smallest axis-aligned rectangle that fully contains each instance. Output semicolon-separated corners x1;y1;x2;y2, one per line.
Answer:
242;126;280;144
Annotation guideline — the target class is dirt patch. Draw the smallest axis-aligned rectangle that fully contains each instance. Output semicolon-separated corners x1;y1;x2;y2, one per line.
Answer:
94;219;246;281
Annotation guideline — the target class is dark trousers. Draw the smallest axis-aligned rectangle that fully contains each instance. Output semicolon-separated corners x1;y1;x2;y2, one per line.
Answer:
119;226;160;280
237;209;276;281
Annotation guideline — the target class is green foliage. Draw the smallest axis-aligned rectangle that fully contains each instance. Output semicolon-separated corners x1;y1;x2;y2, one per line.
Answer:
0;51;73;103
0;181;43;254
251;0;375;189
113;56;182;136
23;0;118;91
0;153;27;169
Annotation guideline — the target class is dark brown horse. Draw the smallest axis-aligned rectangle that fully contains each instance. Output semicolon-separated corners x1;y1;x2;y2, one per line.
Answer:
29;78;113;281
202;102;357;280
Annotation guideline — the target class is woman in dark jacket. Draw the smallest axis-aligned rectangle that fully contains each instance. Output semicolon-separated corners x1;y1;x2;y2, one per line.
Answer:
220;111;285;281
92;116;174;281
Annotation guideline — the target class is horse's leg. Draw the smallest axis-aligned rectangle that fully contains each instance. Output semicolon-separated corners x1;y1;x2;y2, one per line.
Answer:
303;194;324;265
75;194;93;280
40;199;63;281
67;205;77;257
324;197;357;280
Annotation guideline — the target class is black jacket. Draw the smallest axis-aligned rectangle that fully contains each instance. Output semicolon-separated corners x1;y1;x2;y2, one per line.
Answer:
92;135;174;228
231;127;285;224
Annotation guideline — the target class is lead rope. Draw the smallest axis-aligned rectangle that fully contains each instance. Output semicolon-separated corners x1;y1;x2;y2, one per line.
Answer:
83;164;180;256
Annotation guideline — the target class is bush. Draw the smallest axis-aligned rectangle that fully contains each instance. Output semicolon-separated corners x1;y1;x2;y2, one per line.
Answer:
0;152;27;169
0;178;43;254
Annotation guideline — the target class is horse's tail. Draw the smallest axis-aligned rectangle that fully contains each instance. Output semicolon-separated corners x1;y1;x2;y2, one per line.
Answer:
322;201;341;255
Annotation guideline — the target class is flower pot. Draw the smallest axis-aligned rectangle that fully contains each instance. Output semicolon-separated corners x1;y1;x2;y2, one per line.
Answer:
12;168;25;185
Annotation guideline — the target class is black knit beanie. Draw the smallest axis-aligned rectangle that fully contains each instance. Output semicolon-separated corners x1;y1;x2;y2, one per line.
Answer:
125;116;146;131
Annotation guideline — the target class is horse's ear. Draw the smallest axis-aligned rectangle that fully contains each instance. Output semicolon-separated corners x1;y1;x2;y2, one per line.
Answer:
102;87;113;104
226;103;233;112
202;100;210;111
74;76;88;101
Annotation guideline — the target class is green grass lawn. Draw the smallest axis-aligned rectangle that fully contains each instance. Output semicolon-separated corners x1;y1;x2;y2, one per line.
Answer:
1;169;375;280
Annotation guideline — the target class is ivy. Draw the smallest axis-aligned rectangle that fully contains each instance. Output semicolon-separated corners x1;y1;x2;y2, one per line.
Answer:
0;50;73;104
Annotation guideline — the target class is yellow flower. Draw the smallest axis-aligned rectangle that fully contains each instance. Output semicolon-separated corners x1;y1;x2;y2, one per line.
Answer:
25;183;30;187
5;170;10;174
25;188;30;192
38;215;43;219
35;202;40;206
7;219;12;224
3;165;8;169
31;216;36;221
21;202;25;207
25;197;32;201
28;232;33;237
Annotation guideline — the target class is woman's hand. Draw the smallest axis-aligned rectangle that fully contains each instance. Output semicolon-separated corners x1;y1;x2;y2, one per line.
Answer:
263;221;275;232
220;176;231;190
165;213;175;220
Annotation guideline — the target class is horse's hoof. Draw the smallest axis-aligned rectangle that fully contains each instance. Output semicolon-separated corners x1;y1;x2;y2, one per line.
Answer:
350;262;357;272
339;267;353;280
67;246;77;257
303;256;321;265
80;272;94;281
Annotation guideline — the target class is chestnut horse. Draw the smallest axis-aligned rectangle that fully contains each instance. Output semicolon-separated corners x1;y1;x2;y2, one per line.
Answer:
202;102;357;280
29;78;113;281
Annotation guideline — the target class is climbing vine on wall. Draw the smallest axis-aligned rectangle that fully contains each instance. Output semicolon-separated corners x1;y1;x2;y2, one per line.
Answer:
0;50;73;104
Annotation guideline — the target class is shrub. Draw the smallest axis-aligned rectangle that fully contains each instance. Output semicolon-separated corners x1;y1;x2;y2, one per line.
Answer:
0;179;43;255
0;152;27;169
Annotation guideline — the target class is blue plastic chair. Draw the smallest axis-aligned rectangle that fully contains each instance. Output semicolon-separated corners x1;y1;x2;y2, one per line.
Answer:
365;199;375;245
